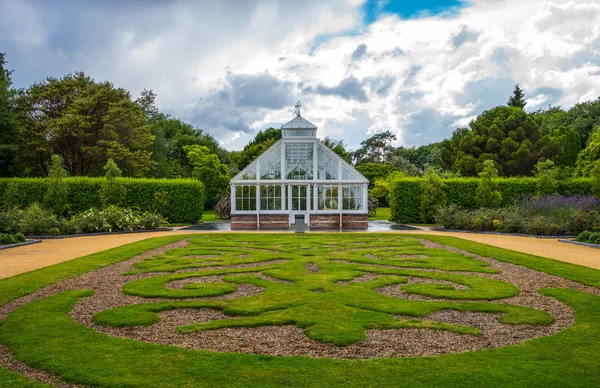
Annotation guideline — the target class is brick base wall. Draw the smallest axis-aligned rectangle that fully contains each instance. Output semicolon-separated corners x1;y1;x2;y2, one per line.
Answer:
231;213;368;230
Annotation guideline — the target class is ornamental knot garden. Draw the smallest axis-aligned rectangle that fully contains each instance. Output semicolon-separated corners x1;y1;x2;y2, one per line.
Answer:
230;103;369;230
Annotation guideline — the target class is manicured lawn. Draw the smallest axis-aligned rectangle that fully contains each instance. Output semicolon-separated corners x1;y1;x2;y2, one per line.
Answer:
201;209;227;222
368;207;391;221
0;233;599;387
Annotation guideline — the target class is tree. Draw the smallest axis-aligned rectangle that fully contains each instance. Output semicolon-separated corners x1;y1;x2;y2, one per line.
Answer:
355;163;398;190
0;53;19;177
507;84;526;109
574;126;600;176
148;115;227;178
564;97;600;147
553;127;580;167
393;143;441;173
16;72;154;177
185;145;230;201
321;137;351;163
44;155;69;216
99;159;127;207
475;160;502;208
350;130;396;165
439;106;564;177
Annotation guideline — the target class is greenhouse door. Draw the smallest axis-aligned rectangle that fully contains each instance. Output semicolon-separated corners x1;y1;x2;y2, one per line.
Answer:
289;185;310;226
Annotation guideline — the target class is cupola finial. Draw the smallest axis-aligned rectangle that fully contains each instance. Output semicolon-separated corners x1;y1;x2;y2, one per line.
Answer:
294;101;301;117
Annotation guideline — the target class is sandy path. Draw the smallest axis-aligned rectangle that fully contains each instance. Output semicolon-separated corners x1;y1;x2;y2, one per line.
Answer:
1;228;599;280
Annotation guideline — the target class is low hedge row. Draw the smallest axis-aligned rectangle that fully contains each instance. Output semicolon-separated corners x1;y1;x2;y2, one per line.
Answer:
0;178;205;223
389;177;594;223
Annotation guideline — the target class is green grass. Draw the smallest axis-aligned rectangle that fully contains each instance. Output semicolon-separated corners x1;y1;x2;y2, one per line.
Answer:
1;233;600;387
200;210;227;223
368;207;391;221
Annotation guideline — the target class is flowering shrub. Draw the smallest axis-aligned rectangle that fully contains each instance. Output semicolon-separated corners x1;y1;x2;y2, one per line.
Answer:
0;204;164;236
71;206;165;233
435;194;600;236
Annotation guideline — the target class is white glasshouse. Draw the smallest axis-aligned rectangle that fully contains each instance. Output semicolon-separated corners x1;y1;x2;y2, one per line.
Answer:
230;103;369;230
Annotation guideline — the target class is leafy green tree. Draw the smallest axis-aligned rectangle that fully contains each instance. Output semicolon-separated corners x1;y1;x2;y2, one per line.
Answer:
532;106;568;134
393;143;441;173
321;137;351;163
439;106;563;177
44;155;70;216
350;130;396;165
574;126;600;176
534;160;558;195
564;97;600;147
0;53;19;177
100;159;127;207
507;84;526;109
420;171;446;223
553;127;580;168
185;145;229;201
475;160;502;208
355;163;398;190
389;155;420;176
16;72;154;177
148;116;227;178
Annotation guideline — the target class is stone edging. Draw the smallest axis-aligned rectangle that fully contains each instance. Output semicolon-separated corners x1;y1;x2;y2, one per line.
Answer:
429;227;577;239
26;228;172;240
0;239;42;251
558;239;600;249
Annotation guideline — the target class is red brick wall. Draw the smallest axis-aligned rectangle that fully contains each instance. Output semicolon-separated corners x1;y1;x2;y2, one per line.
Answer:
231;213;368;230
231;214;258;230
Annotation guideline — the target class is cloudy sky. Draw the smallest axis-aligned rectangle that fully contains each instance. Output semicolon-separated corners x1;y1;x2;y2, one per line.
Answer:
1;0;599;151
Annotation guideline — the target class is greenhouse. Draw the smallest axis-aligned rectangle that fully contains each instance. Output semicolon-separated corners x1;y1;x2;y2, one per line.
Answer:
230;103;369;230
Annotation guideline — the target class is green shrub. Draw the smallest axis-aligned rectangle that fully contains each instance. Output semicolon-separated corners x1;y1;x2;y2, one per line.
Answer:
20;203;59;236
420;173;446;223
475;160;502;208
100;159;127;207
0;207;22;234
71;206;165;233
0;234;17;245
0;177;204;223
390;177;593;223
44;155;70;216
435;204;471;229
153;190;169;217
577;231;600;244
535;160;558;195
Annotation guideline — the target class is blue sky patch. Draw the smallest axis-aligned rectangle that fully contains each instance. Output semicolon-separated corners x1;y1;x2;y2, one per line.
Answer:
363;0;465;23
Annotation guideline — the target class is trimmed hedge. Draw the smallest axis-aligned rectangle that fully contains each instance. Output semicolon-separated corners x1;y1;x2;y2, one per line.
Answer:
390;177;594;223
0;178;205;223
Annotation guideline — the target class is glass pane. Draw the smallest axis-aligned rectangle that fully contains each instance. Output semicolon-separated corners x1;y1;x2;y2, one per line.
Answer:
260;147;282;180
285;144;313;180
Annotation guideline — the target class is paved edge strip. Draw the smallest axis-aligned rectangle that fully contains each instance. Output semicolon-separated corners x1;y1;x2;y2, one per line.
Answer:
558;239;600;249
430;228;577;239
0;240;42;251
26;228;173;240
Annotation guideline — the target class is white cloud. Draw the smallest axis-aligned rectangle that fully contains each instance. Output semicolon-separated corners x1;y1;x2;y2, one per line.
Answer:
2;0;600;150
